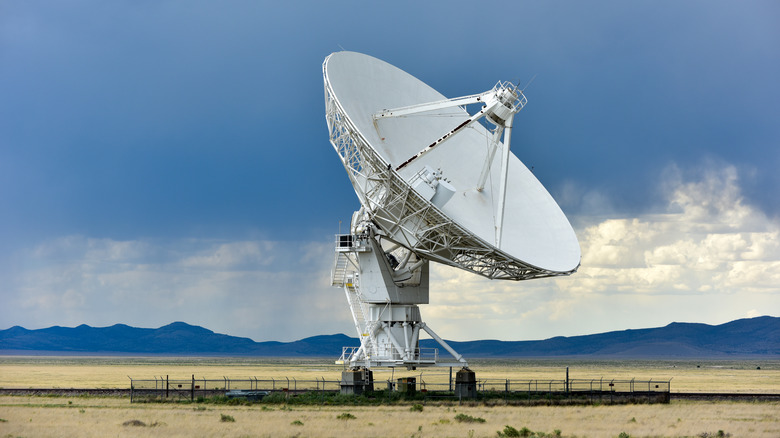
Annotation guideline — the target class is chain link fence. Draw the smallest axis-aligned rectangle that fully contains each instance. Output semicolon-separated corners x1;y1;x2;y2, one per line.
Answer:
129;374;670;404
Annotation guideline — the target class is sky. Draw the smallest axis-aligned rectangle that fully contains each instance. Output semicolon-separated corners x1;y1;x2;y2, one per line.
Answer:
1;1;778;343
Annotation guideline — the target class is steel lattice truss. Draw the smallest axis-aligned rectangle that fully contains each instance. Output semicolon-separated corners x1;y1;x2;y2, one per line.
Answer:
324;67;576;281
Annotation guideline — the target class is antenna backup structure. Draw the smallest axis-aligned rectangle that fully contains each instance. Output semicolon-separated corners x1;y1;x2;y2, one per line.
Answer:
323;52;580;393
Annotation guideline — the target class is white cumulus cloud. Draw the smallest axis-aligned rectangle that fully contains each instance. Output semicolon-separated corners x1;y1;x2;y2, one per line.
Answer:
424;163;780;341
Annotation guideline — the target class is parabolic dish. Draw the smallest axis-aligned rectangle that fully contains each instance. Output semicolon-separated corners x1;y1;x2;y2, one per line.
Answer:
324;52;580;278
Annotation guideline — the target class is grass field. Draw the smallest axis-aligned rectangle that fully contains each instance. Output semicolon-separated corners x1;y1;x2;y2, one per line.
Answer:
0;395;778;437
0;357;778;393
0;357;778;437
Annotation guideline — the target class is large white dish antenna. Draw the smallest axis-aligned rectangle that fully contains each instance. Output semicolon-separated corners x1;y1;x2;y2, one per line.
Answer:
324;52;580;279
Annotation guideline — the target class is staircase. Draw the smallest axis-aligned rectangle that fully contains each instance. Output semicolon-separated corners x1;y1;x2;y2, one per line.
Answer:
331;234;375;364
331;252;349;287
344;280;366;333
343;275;377;363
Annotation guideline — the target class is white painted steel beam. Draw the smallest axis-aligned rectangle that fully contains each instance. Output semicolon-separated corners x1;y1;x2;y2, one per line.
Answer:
420;323;466;364
495;114;515;248
476;126;504;191
372;91;492;120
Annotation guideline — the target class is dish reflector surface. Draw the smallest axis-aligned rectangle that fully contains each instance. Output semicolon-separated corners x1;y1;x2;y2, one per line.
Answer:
325;52;580;275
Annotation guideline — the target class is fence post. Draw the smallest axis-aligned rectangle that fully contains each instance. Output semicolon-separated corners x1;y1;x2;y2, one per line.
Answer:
589;379;593;404
610;379;614;404
166;375;169;399
191;375;195;401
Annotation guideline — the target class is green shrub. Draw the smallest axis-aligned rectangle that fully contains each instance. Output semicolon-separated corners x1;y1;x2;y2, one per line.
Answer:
261;392;288;403
291;420;304;426
498;425;520;437
455;413;486;423
697;432;731;438
496;425;537;437
336;412;356;420
410;404;424;412
220;413;235;422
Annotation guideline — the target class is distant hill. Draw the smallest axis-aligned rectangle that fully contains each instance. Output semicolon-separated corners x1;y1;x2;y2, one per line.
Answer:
0;322;354;356
1;316;777;358
428;316;780;358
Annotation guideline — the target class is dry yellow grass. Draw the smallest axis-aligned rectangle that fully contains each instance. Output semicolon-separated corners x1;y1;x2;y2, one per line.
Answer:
1;357;777;393
2;357;777;437
0;395;777;437
467;359;780;393
0;356;342;389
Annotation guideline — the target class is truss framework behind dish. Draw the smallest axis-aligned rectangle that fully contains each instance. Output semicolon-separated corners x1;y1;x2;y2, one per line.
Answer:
324;69;576;281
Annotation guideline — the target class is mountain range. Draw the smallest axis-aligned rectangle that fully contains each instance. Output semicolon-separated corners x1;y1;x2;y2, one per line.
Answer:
1;316;777;358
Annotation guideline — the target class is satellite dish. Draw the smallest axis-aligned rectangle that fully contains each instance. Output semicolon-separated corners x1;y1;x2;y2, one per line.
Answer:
324;52;580;370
